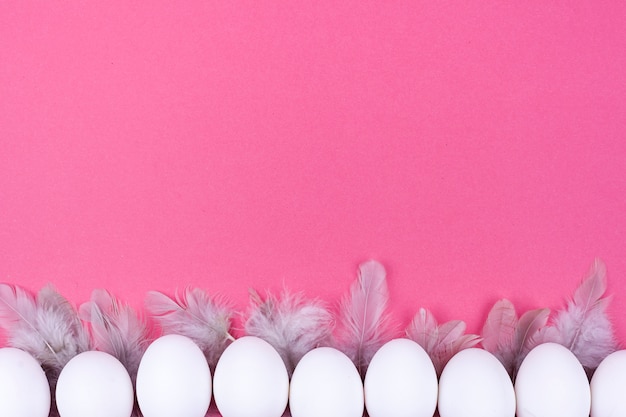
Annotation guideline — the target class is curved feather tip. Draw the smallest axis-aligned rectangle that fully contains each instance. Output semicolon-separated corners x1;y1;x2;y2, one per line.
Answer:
407;307;481;376
481;299;550;377
336;260;396;377
145;287;234;370
79;289;151;384
547;258;618;373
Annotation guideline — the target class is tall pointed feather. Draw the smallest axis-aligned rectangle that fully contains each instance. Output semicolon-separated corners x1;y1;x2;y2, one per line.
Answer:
245;289;333;376
145;287;234;370
407;308;481;376
336;260;395;377
548;259;617;372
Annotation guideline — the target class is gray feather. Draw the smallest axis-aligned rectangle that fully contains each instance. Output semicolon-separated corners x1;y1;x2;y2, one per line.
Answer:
245;288;333;376
145;287;234;370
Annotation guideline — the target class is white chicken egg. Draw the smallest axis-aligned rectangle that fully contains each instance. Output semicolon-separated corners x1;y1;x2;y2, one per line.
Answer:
515;342;590;417
213;336;289;417
136;334;212;417
0;347;51;417
590;350;626;417
289;347;364;417
364;338;437;417
438;348;515;417
56;350;134;417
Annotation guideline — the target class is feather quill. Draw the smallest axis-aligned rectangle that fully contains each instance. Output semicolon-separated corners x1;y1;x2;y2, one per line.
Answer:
145;287;234;370
481;299;549;377
245;288;333;376
0;284;90;417
335;260;396;377
407;308;481;376
533;259;618;373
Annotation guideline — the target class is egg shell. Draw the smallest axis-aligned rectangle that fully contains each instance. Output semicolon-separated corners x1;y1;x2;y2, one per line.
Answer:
56;350;134;417
136;334;212;417
213;336;289;417
364;338;437;417
0;347;51;417
438;348;515;417
289;347;364;417
515;342;590;417
590;350;626;417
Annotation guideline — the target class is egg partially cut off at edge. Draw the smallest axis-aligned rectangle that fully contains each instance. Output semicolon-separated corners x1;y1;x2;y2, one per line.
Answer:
213;336;289;417
0;347;51;417
515;342;590;417
364;338;438;417
590;350;626;417
56;350;134;417
289;347;364;417
438;348;515;417
136;334;212;417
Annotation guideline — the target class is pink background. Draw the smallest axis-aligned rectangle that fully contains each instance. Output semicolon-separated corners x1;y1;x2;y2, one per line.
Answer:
1;1;626;345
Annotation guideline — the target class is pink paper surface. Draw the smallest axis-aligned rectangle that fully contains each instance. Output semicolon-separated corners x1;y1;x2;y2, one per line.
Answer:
1;1;626;347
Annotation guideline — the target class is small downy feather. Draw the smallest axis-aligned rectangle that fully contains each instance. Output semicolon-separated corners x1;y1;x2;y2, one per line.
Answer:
406;308;481;376
0;284;90;417
245;288;333;376
145;287;234;370
79;289;151;385
335;260;396;378
534;259;618;373
481;299;550;377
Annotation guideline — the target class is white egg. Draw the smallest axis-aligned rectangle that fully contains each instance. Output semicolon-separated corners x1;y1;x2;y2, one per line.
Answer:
364;338;437;417
56;350;134;417
0;347;50;417
515;342;590;417
590;350;626;417
438;348;515;417
289;347;364;417
213;336;289;417
136;334;212;417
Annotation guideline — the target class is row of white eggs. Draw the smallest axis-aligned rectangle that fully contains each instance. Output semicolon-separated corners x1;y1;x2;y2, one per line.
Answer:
2;335;626;417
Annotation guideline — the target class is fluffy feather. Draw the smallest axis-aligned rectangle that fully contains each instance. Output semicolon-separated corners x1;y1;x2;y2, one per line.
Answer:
407;308;481;376
335;260;396;377
536;259;618;373
79;289;150;385
481;299;549;377
0;284;90;369
0;284;90;417
245;288;333;376
145;287;234;370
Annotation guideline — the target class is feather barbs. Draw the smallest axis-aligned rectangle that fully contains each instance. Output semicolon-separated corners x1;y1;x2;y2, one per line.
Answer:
336;260;397;378
144;287;235;370
406;307;481;376
481;299;550;377
538;258;618;373
244;288;333;376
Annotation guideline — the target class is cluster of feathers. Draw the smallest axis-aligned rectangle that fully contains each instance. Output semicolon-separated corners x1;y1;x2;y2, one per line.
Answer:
0;259;619;417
